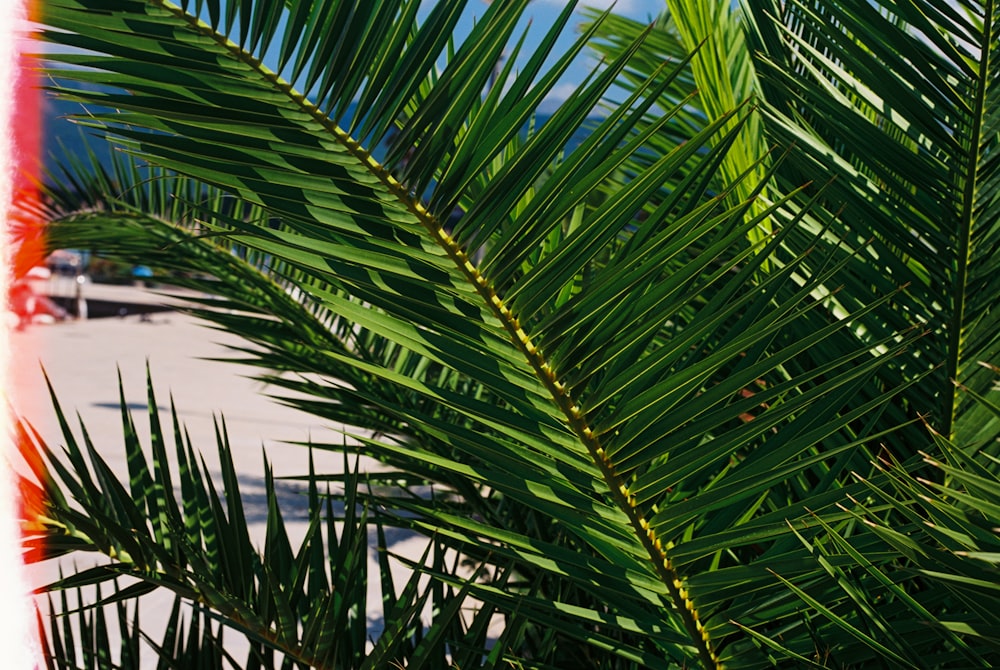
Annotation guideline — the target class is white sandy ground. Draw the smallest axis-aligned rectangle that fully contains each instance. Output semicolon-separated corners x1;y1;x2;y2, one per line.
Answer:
6;287;437;667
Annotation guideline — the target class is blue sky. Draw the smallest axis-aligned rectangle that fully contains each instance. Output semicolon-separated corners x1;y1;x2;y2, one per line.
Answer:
417;1;661;112
21;1;664;115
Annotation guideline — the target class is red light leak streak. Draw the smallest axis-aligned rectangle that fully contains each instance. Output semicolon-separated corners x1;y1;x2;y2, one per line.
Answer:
10;14;47;494
5;0;46;667
12;13;45;276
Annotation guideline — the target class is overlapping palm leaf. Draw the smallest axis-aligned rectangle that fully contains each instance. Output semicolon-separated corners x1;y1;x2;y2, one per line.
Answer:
582;2;771;254
39;582;248;670
735;368;1000;668
585;0;1000;462
19;374;490;668
742;0;1000;447
37;150;444;441
24;0;949;666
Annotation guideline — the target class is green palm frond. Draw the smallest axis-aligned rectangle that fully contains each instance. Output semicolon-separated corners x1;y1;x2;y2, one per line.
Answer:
585;0;1000;461
24;0;1000;667
738;369;1000;667
583;1;770;248
743;0;1000;446
39;585;241;670
19;372;491;669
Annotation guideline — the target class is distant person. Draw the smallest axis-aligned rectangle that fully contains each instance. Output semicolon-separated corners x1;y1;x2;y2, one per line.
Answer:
132;265;154;287
10;280;37;330
10;278;69;328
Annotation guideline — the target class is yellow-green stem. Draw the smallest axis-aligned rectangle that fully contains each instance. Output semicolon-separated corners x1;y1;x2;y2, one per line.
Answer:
166;3;722;666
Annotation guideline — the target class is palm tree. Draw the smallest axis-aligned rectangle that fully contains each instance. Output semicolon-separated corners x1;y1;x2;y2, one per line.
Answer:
16;0;1000;667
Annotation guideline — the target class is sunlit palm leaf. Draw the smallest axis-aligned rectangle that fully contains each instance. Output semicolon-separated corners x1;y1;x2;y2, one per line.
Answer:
741;381;1000;667
19;374;484;669
26;0;939;667
743;0;1000;447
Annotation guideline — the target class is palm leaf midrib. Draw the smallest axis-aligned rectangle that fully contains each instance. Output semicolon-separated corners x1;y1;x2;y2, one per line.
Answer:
945;0;996;439
146;1;725;665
